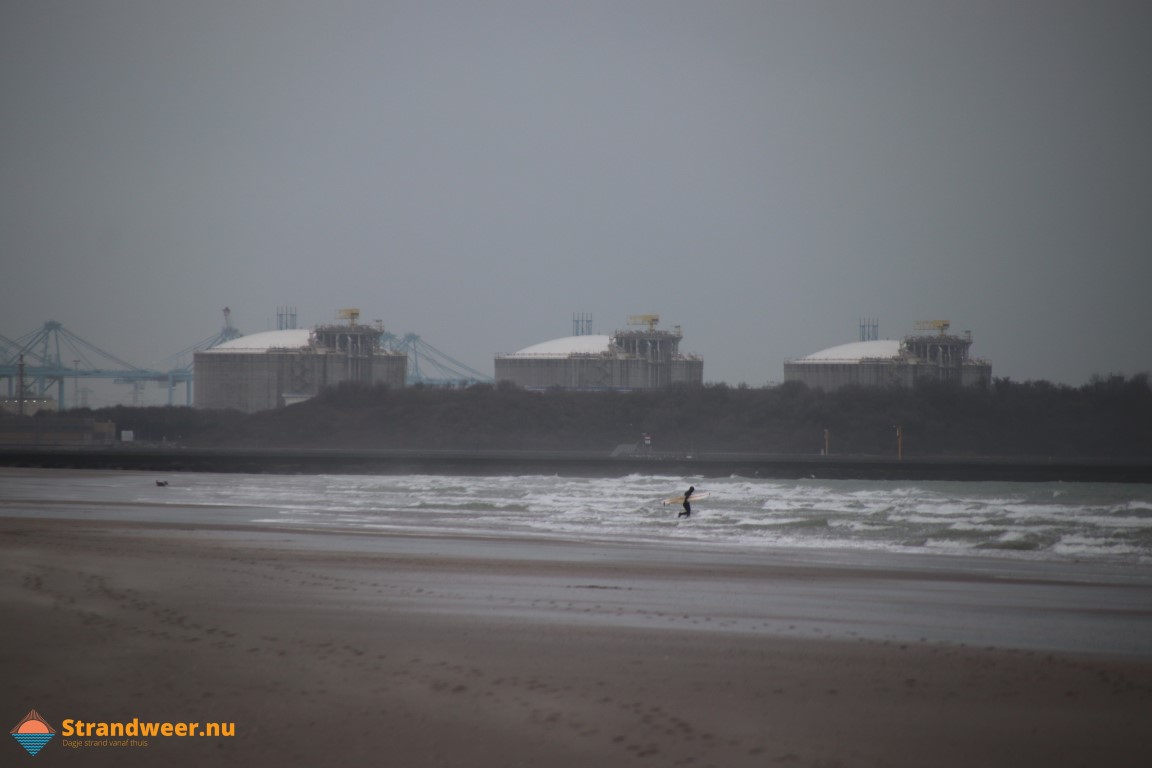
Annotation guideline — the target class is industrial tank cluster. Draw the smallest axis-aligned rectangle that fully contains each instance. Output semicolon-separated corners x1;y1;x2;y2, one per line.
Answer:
192;309;991;413
783;320;992;391
495;314;704;391
194;309;406;412
193;311;704;412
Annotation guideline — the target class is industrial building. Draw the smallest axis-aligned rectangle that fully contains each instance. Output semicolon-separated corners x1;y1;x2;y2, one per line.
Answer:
0;416;115;446
495;315;703;390
784;320;992;390
194;310;406;412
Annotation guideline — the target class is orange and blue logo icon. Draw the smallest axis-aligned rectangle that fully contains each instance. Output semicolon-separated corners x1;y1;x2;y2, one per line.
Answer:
11;710;55;756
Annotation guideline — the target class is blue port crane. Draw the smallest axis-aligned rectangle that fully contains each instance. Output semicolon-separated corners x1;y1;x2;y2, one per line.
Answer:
0;320;162;408
383;332;493;386
0;311;242;409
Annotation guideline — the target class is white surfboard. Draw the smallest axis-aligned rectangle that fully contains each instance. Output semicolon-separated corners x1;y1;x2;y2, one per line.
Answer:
662;491;710;506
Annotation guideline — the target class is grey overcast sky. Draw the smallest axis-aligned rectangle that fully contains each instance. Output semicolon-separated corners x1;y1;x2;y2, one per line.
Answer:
2;1;1150;404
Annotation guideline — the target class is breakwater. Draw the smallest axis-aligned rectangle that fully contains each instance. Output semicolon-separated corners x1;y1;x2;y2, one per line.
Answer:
2;446;1150;483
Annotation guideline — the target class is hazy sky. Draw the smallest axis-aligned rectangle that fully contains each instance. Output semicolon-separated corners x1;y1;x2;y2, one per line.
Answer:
3;1;1150;404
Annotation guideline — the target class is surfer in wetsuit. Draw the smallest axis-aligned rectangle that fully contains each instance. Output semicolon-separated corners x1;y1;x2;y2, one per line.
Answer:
678;486;695;518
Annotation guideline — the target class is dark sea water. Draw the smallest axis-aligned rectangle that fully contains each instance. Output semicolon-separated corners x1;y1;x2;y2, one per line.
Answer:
4;468;1150;565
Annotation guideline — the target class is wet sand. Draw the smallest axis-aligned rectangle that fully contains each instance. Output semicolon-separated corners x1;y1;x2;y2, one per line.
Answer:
3;516;1152;767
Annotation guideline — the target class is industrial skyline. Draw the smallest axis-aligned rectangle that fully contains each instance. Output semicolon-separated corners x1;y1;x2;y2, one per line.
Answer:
0;303;1136;409
3;2;1150;402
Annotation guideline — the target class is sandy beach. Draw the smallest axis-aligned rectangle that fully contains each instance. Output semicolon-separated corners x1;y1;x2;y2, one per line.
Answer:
4;515;1152;767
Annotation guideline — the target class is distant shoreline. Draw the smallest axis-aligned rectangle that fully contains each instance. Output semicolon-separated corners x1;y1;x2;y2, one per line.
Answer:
2;446;1150;483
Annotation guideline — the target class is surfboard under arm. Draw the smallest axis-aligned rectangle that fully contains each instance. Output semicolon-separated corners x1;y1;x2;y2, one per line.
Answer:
662;491;710;506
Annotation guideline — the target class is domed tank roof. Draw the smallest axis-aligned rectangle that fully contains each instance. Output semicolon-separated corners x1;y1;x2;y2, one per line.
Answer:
800;339;902;362
205;329;312;352
509;334;614;356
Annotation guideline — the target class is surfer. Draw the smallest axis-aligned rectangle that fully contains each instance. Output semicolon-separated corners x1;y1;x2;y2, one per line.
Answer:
678;485;695;518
